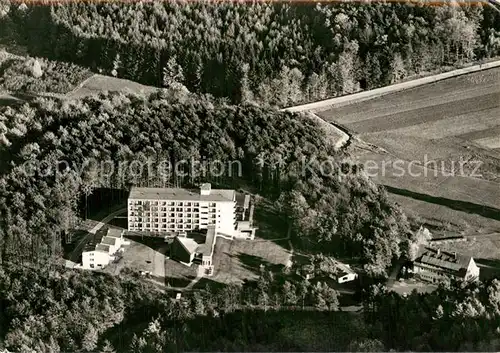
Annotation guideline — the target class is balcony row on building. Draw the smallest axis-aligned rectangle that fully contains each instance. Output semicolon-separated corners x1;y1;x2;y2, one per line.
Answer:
127;183;257;240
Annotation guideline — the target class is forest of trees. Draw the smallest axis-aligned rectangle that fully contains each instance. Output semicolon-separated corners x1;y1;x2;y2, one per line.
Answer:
0;264;343;352
0;88;411;276
1;2;499;106
364;280;500;351
3;264;500;352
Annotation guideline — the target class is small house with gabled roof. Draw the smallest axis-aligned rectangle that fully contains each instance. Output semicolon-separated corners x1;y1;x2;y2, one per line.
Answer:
413;247;479;283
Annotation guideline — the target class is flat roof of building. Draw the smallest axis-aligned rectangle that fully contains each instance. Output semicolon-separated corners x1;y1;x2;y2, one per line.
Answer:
107;228;122;238
101;236;117;246
83;246;108;254
128;187;235;202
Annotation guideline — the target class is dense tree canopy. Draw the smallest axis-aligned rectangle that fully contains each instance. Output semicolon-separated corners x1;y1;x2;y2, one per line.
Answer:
0;265;345;352
0;2;498;351
364;280;500;351
2;2;499;105
3;263;500;352
0;88;410;274
0;51;92;94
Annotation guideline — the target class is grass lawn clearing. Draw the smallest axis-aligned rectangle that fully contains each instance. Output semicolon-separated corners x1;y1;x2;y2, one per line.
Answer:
208;197;292;285
389;278;438;296
68;74;159;98
211;237;291;285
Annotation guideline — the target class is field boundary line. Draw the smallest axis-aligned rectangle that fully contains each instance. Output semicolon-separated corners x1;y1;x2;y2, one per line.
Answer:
283;60;500;113
278;110;351;150
66;73;98;98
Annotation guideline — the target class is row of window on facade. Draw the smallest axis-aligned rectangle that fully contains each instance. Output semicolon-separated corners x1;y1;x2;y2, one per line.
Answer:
416;266;459;281
130;220;218;229
129;209;218;216
418;264;457;275
130;201;218;207
129;213;220;222
129;206;217;212
129;217;218;223
131;212;201;218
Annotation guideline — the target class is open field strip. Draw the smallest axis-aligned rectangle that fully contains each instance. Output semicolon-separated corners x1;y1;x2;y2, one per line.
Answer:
368;108;500;140
355;147;500;230
474;136;500;149
458;126;500;141
316;66;500;234
345;91;499;134
285;60;500;113
355;133;500;188
327;81;499;125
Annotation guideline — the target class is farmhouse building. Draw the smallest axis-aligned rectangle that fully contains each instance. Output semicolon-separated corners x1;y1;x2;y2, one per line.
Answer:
413;247;480;283
127;184;257;238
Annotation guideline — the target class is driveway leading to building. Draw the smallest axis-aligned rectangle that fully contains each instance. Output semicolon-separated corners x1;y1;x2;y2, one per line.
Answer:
386;260;404;289
152;244;167;279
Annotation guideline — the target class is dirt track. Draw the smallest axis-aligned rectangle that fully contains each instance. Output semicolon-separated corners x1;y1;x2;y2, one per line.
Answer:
320;67;500;145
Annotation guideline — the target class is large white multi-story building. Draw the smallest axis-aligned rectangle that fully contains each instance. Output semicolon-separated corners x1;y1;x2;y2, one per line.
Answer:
127;183;238;236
